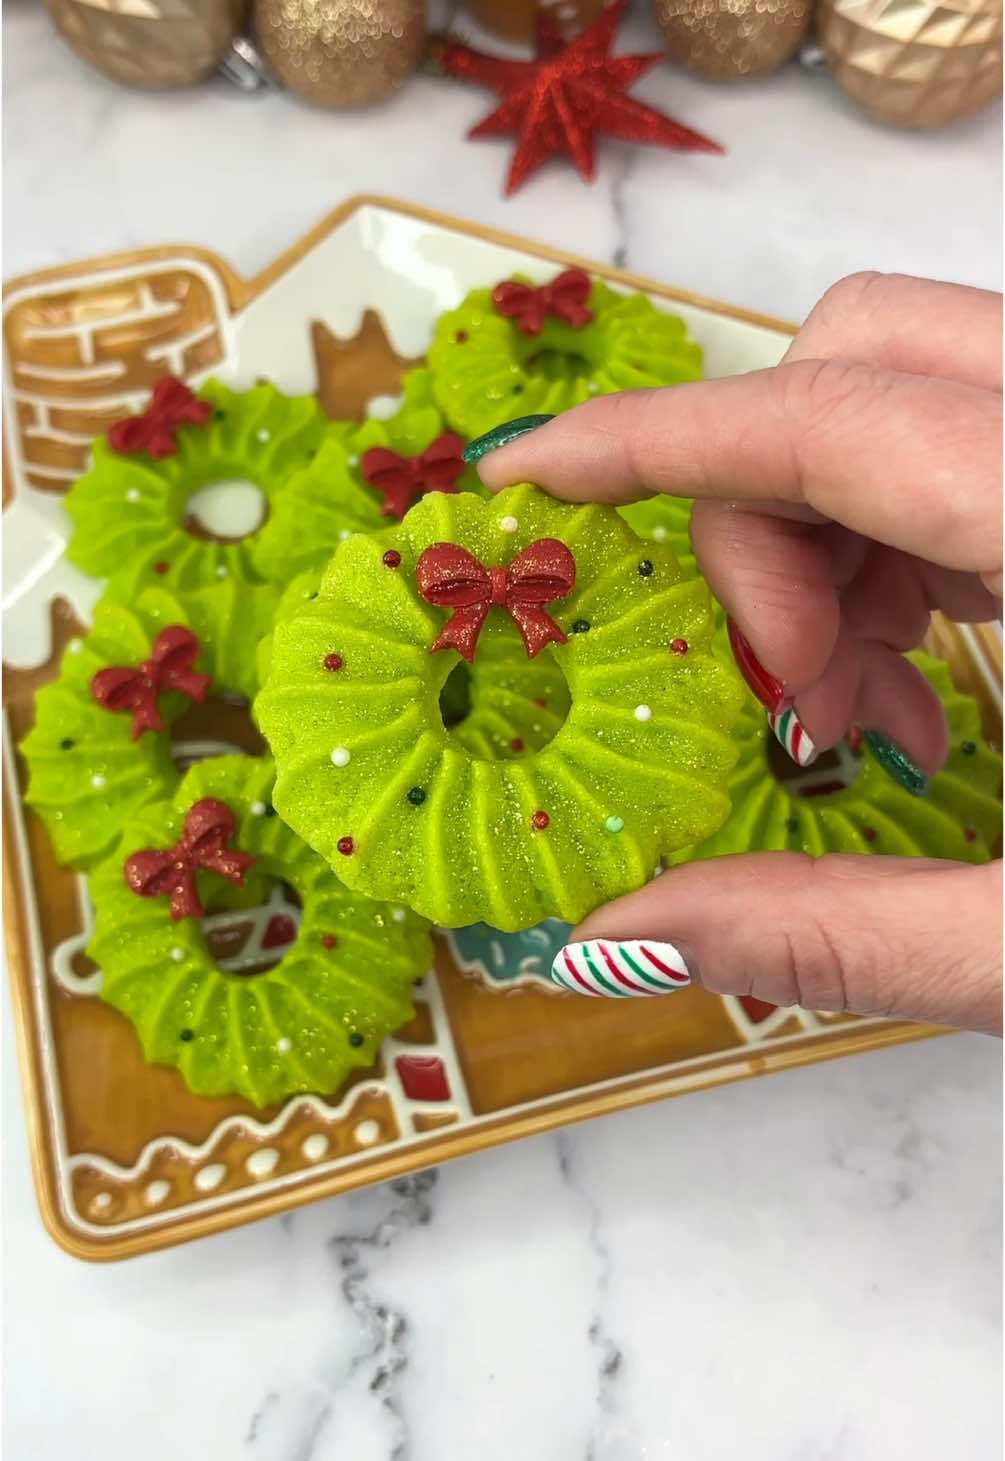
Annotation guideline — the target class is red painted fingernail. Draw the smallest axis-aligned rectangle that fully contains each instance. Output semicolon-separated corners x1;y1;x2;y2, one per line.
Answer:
727;617;792;713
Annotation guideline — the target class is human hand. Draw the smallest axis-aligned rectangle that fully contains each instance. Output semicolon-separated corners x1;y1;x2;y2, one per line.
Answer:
467;272;1003;1034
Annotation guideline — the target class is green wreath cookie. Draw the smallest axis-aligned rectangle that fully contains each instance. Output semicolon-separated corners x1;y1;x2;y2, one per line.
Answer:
670;650;1002;864
21;578;278;868
253;369;483;582
427;271;703;439
88;756;431;1107
64;378;330;595
256;484;743;931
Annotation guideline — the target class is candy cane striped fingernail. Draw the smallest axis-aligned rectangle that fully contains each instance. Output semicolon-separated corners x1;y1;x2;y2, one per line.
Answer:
551;938;693;997
768;705;817;767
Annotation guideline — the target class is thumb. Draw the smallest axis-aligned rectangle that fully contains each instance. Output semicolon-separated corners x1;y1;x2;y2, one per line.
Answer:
551;854;1002;1036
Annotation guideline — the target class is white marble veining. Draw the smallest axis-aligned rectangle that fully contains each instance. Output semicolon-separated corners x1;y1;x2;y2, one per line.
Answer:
2;3;1002;1458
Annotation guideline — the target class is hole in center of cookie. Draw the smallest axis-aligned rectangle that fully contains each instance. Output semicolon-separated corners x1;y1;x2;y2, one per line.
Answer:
170;693;267;771
767;734;863;798
439;663;473;729
436;638;571;760
204;878;302;977
184;481;267;543
525;347;592;383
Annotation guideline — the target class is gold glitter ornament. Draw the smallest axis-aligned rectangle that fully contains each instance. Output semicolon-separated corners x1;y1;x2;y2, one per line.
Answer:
462;0;608;46
254;0;425;107
817;0;1002;128
650;0;813;79
44;0;244;88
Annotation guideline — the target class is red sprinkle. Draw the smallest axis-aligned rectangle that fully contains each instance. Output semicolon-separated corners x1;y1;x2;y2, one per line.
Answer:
862;827;877;843
964;827;978;842
454;330;469;343
154;560;169;575
532;810;550;830
534;698;548;709
323;653;344;672
382;550;402;569
322;933;338;948
670;638;689;656
511;738;524;752
337;836;355;856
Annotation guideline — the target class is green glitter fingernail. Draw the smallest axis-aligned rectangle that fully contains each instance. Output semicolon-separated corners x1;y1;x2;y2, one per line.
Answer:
462;415;555;464
863;729;929;797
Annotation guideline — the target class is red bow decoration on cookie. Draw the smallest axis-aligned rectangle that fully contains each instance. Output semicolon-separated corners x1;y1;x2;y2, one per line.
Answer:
491;269;593;337
416;538;576;664
360;433;467;520
123;798;256;921
107;376;212;458
91;626;211;739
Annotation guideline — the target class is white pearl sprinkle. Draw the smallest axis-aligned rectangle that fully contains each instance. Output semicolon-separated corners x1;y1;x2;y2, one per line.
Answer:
587;380;600;393
68;639;83;654
170;947;185;962
92;1191;112;1210
302;1133;328;1161
216;565;228;578
331;747;351;767
90;774;106;789
651;525;668;541
276;1036;292;1054
500;516;519;533
634;705;653;722
256;428;271;443
338;528;352;541
250;801;266;816
347;454;359;468
126;488;141;503
391;907;406;923
354;1119;381;1147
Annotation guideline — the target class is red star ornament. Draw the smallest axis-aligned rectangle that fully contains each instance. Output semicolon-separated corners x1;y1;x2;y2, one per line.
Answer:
438;0;723;196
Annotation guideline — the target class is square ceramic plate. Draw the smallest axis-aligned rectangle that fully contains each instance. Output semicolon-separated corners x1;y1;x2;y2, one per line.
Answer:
4;195;1002;1260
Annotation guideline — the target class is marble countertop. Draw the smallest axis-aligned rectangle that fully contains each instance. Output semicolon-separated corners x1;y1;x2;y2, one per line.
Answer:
3;3;1002;1457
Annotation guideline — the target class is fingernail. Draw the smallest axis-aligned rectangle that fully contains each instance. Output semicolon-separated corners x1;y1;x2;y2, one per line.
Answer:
846;723;864;753
768;705;818;767
863;729;929;797
462;414;555;464
551;938;694;997
727;617;792;714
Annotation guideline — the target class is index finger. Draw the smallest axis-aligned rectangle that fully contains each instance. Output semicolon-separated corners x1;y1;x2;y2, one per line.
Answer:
474;361;1002;580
